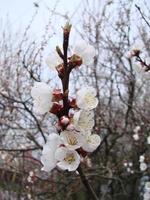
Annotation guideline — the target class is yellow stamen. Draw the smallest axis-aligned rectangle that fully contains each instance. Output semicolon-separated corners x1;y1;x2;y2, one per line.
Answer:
67;135;78;146
64;153;75;164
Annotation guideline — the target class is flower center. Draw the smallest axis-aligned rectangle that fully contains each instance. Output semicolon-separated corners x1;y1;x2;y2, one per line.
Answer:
84;94;93;104
87;136;95;144
67;135;78;146
64;153;75;164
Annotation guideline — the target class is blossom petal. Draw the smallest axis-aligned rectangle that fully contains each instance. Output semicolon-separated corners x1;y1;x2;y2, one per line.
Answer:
76;87;98;110
73;40;87;56
82;134;101;152
31;82;53;114
46;51;63;70
55;147;80;171
41;133;62;172
60;130;84;150
81;45;96;65
55;146;67;161
73;40;95;65
73;110;94;131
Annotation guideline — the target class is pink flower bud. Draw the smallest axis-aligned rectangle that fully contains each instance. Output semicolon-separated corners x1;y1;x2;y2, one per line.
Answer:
60;116;70;125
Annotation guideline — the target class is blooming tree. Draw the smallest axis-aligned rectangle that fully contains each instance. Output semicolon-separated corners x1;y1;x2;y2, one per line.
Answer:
0;1;150;199
31;23;100;200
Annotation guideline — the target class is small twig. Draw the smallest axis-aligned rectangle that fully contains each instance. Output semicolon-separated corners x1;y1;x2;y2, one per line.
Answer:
135;4;150;28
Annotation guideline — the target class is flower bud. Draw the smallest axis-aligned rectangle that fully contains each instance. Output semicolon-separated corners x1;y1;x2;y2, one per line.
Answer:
53;89;63;102
69;54;82;67
60;116;70;125
130;49;141;57
69;98;77;108
50;102;63;115
56;64;64;75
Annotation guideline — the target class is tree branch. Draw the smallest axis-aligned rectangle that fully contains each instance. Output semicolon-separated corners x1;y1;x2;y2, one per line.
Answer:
77;166;99;200
135;4;150;28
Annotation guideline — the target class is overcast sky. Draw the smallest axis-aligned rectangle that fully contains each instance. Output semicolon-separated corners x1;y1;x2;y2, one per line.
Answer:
0;0;82;37
0;0;147;36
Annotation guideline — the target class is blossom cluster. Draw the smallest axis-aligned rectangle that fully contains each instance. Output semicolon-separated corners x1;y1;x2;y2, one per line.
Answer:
132;126;150;146
128;44;150;75
143;182;150;200
31;27;101;172
139;155;148;172
132;125;141;141
123;161;134;174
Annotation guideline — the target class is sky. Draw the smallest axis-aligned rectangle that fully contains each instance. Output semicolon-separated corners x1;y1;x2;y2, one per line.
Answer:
0;0;84;82
0;0;82;39
0;0;147;39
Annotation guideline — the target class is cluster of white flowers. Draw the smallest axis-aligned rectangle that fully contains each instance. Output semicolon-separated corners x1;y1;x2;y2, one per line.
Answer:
127;42;150;79
139;155;148;172
40;87;101;172
46;40;95;70
143;182;150;200
27;171;35;183
132;126;140;141
123;161;134;174
31;36;101;172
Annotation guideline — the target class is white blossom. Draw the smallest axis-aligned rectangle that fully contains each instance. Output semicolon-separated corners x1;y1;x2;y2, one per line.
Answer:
82;132;101;152
127;167;131;173
27;194;32;200
144;182;150;200
29;171;34;177
31;82;53;114
41;133;62;172
133;133;139;141
140;162;147;171
73;40;95;65
55;146;80;171
76;86;98;110
139;155;145;163
46;51;63;70
147;136;150;144
143;191;150;200
60;130;83;150
128;162;133;167
133;126;140;133
73;110;94;131
145;182;150;191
